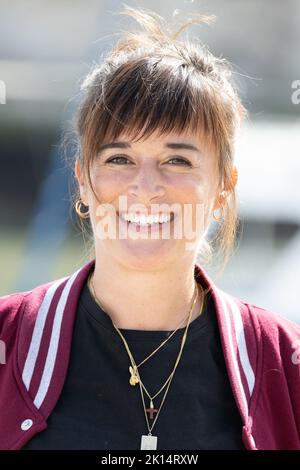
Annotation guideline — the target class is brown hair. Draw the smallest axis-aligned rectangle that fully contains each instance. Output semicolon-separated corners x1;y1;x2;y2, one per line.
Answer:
71;5;247;275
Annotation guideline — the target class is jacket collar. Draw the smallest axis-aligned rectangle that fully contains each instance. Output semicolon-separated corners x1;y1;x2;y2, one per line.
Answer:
14;259;257;449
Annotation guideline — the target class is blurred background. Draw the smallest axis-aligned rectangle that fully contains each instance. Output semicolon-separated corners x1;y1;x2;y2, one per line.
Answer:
0;0;299;323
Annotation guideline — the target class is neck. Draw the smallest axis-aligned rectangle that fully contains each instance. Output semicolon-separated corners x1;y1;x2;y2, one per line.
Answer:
89;252;204;331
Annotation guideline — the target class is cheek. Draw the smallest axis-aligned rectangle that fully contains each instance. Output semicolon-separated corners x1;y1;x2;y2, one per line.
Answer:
179;177;217;228
175;177;207;205
90;171;128;201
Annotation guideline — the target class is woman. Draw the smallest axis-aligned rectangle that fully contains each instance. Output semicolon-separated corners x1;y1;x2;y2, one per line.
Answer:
0;6;299;451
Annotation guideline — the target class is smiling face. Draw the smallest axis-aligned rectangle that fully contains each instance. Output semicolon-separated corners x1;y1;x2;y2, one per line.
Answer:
75;128;224;271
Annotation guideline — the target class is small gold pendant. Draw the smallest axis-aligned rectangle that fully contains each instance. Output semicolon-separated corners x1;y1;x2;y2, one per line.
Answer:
129;365;139;386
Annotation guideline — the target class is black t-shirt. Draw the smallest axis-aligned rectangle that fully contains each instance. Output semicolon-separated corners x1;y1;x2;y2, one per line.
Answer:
23;279;245;450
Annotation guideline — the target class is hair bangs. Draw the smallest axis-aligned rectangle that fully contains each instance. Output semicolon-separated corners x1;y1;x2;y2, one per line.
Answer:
88;60;217;155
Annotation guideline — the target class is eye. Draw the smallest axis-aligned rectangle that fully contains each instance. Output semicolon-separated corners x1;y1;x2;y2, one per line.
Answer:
167;157;192;167
105;155;133;165
104;155;192;166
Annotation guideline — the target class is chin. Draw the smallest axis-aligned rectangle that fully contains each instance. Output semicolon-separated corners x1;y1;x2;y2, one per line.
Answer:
116;239;179;271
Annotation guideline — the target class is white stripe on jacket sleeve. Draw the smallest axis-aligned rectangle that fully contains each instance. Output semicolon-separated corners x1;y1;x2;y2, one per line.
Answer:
223;292;255;396
33;268;81;409
216;288;255;419
22;276;69;391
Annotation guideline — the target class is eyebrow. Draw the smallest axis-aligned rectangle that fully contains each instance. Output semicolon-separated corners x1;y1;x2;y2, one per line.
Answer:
97;141;201;155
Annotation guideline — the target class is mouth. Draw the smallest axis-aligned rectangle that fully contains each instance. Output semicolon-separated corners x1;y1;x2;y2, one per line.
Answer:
117;211;175;233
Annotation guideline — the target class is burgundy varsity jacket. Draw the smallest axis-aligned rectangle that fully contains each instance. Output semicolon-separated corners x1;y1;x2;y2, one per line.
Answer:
0;259;300;450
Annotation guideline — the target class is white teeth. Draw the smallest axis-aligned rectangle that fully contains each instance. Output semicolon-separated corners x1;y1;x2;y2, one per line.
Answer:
159;214;168;223
120;213;172;225
140;215;147;224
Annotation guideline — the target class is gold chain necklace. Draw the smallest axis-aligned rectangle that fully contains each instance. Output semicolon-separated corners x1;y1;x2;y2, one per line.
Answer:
87;271;201;375
88;271;204;450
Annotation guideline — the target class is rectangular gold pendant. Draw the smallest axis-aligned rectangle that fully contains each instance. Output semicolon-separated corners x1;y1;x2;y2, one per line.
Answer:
141;434;158;450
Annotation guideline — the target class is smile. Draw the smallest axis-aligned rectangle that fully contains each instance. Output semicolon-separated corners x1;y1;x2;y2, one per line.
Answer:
117;211;175;235
119;212;174;226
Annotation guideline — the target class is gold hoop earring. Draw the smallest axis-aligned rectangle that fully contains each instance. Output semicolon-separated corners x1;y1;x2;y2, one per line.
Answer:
212;205;224;222
75;199;90;219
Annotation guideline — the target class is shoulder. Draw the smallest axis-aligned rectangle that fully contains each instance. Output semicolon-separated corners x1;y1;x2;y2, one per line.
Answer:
0;290;29;339
0;277;69;342
213;286;300;377
235;295;300;365
241;296;300;337
0;260;94;347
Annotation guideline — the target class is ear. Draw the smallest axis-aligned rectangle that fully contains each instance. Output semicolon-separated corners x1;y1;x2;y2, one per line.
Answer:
213;166;238;211
75;159;89;205
213;191;226;212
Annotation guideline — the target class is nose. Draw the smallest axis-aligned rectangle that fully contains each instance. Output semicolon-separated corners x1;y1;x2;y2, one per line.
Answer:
127;162;166;203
